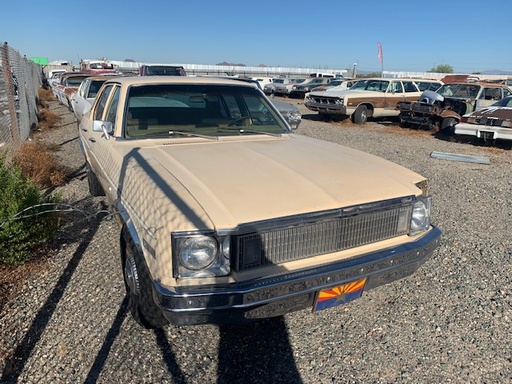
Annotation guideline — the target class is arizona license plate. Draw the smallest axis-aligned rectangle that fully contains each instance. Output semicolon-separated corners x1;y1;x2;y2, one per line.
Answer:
313;278;367;312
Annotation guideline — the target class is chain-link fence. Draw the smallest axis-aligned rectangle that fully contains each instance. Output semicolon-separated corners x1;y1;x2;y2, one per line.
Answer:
0;41;42;153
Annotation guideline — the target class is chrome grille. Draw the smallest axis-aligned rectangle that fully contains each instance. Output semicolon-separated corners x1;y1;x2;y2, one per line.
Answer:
311;96;337;105
234;205;412;271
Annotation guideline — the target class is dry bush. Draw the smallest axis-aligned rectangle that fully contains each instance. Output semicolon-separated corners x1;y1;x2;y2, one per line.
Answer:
38;87;54;104
37;107;61;131
37;88;61;131
12;141;66;188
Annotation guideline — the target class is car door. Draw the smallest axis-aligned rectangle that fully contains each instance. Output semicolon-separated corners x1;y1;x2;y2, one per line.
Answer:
383;81;405;115
72;79;89;120
83;84;120;196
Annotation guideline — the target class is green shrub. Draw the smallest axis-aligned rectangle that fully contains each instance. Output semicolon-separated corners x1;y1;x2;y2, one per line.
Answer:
0;155;60;265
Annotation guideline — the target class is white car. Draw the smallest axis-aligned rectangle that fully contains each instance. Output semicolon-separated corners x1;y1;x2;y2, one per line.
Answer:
71;76;114;121
252;76;273;90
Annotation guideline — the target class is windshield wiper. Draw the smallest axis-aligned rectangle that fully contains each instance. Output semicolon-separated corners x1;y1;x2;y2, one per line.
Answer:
169;130;218;140
147;130;218;140
217;127;282;137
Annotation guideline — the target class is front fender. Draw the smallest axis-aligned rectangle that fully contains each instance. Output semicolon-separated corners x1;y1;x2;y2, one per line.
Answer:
439;109;461;120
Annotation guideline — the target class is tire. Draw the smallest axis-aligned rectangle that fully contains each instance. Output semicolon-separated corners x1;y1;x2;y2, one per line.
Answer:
441;117;457;134
352;105;368;124
121;232;169;329
85;162;105;196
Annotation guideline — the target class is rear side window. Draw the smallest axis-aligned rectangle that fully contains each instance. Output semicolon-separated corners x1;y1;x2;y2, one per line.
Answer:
403;82;418;93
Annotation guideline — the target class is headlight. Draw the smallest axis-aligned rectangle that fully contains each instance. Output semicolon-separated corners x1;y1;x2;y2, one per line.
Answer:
174;233;231;278
410;197;431;234
281;111;301;129
180;236;217;270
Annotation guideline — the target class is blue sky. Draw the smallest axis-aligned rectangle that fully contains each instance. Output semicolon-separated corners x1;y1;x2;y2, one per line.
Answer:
1;0;511;74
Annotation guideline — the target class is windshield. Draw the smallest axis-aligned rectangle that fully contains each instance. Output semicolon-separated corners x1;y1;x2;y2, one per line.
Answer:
349;79;389;92
67;77;88;86
124;84;290;138
436;84;481;98
144;66;185;76
492;96;512;107
415;81;442;92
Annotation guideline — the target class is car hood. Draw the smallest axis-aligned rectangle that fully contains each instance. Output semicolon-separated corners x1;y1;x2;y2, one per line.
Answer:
139;134;423;229
466;106;512;119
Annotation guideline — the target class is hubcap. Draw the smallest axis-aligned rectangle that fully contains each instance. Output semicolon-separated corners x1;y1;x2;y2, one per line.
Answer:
124;253;140;295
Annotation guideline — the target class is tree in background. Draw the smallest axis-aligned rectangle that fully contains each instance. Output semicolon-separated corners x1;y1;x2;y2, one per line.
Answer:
429;64;454;73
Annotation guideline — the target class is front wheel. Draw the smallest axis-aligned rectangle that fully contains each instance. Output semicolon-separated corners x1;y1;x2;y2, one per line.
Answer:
352;105;368;124
121;233;169;329
440;117;458;134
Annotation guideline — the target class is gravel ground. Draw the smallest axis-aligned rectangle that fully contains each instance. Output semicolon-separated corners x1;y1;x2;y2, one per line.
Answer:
0;97;511;384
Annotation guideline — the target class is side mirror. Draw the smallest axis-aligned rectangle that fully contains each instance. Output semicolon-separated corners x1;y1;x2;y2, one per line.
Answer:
93;120;113;140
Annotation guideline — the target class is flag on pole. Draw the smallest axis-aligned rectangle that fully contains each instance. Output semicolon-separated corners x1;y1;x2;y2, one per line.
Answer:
377;42;383;63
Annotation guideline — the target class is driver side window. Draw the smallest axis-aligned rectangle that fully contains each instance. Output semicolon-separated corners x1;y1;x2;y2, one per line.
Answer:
94;85;113;120
105;86;120;128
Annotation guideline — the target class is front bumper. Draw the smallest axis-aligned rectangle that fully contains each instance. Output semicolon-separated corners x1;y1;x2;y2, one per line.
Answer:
304;100;347;115
399;112;438;127
154;226;441;325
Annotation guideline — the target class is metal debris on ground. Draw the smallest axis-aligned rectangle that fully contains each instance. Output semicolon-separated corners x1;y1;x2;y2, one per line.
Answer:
430;151;490;164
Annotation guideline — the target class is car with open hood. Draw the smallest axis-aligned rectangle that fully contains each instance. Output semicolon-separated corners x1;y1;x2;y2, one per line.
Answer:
78;76;441;328
397;82;512;132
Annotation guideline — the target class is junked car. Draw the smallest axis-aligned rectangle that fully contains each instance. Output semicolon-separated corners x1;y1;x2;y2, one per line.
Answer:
139;64;187;76
53;72;90;111
71;76;117;121
263;78;297;95
252;76;273;90
309;78;358;93
304;78;436;123
289;77;332;98
79;76;441;328
397;82;512;132
453;95;512;142
274;78;305;96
